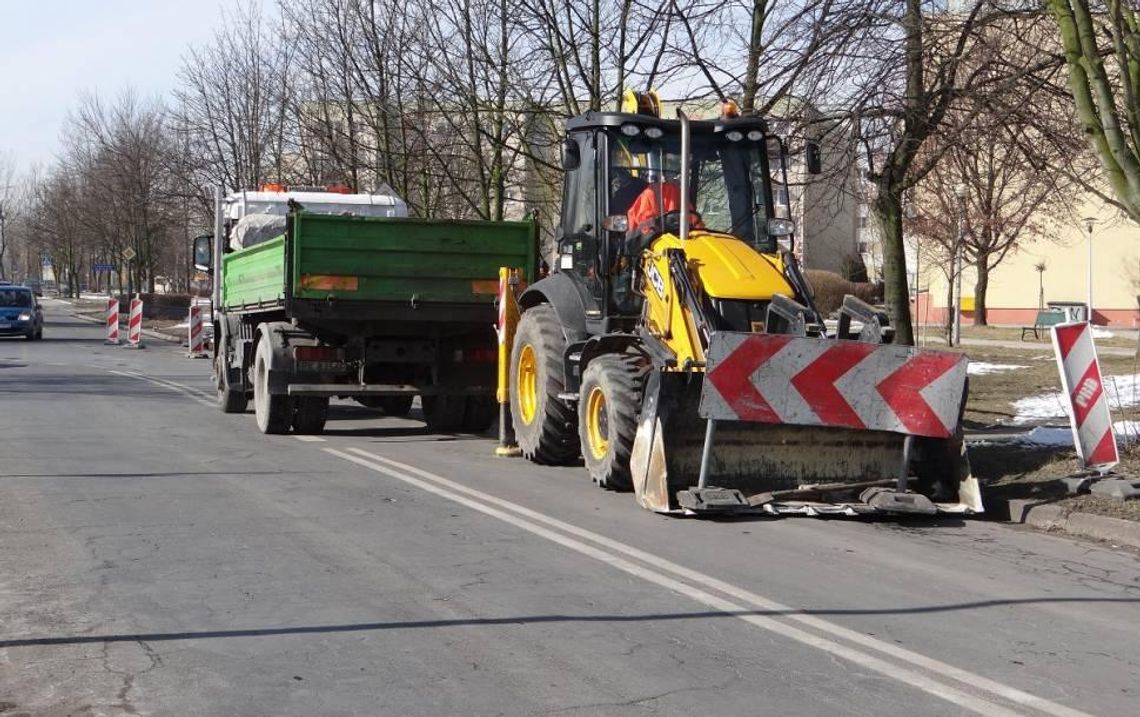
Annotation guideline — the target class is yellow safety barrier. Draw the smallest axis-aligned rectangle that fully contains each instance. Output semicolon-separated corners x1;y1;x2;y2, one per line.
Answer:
495;266;523;457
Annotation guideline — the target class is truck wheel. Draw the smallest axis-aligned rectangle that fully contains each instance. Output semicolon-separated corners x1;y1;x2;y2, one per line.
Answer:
292;397;328;434
461;396;497;433
578;355;644;491
253;337;292;434
510;304;578;464
422;394;464;432
380;396;414;416
215;319;248;413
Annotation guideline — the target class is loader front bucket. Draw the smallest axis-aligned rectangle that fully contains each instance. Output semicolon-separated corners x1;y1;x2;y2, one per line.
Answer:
629;333;982;516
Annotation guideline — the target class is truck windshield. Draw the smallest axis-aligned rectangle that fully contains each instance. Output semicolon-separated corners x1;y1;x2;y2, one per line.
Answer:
608;130;780;252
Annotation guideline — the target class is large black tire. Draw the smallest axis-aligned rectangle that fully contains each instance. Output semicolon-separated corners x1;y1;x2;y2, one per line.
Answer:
253;335;292;434
292;397;329;434
509;304;578;464
461;396;497;433
354;396;414;416
380;396;414;416
422;394;465;433
215;321;248;414
578;355;644;491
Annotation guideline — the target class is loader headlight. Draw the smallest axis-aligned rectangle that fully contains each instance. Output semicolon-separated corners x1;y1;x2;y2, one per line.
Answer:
620;123;641;137
725;130;743;142
746;130;764;141
767;218;796;238
644;126;663;139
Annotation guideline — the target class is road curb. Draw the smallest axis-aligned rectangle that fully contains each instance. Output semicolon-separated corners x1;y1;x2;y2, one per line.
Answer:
1001;498;1140;549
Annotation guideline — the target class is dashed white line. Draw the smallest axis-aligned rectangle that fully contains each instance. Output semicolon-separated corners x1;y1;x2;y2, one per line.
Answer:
329;445;1093;717
293;435;327;442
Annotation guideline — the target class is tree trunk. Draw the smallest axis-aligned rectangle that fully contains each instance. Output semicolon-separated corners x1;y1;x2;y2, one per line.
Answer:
873;189;915;345
973;257;990;326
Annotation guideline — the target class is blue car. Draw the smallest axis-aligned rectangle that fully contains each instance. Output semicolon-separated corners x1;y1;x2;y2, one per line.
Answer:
0;286;43;340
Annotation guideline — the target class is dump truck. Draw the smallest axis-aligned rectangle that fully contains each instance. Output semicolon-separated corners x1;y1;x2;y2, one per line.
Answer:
506;92;981;515
194;185;536;435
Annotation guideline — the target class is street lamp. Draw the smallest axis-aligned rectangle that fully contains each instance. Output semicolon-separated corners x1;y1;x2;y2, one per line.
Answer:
1083;217;1096;325
952;184;967;346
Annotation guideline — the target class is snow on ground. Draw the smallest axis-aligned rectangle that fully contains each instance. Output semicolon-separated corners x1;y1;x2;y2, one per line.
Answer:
1016;426;1073;447
1014;421;1140;448
968;361;1028;375
1091;326;1115;339
1012;374;1140;424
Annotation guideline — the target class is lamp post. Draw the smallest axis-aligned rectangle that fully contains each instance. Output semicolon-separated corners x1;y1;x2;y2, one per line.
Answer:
952;184;967;346
1083;217;1096;325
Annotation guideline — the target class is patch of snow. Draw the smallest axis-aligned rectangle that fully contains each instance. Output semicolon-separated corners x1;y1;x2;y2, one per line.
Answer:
1091;326;1115;339
1012;373;1140;424
1015;426;1074;447
968;361;1028;375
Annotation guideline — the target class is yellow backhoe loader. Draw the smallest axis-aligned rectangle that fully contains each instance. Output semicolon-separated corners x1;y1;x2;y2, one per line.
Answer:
509;92;981;515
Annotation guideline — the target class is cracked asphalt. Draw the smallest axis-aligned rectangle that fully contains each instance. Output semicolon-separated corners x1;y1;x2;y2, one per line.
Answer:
1;300;1138;716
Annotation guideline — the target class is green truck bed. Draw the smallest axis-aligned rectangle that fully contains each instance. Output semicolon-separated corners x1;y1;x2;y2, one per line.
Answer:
221;212;536;310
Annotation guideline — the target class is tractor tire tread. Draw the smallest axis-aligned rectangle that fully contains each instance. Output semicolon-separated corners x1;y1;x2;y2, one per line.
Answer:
511;304;578;465
579;354;645;491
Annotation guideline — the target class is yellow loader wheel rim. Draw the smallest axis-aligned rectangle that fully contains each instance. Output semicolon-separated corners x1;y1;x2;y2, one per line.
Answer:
517;343;539;425
585;386;610;460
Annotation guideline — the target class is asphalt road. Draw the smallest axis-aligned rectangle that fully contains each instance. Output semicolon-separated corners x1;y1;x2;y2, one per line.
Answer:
1;299;1138;716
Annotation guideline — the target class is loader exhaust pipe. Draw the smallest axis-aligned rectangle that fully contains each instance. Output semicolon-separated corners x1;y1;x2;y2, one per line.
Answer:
678;109;690;242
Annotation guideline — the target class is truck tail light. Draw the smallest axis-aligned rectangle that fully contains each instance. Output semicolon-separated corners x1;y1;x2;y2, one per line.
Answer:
464;347;497;363
295;346;341;362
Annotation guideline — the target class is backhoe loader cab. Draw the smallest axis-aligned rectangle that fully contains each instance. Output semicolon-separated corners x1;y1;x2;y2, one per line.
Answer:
510;100;981;516
556;112;799;331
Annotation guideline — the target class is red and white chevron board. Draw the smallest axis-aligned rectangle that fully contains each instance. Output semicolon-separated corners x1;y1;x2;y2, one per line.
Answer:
700;332;968;439
104;297;120;345
126;296;143;347
1051;322;1118;469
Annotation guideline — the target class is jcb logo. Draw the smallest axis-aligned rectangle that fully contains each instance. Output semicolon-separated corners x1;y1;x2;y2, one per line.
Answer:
647;264;667;300
1074;377;1099;408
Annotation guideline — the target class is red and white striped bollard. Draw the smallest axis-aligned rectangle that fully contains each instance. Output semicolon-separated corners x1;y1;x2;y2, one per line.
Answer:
187;303;207;358
124;295;145;349
1051;321;1118;470
104;296;120;345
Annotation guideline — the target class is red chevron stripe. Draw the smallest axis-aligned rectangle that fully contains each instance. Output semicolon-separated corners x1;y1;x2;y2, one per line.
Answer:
1053;322;1084;360
1087;427;1119;466
706;334;793;422
790;342;876;428
876;352;960;437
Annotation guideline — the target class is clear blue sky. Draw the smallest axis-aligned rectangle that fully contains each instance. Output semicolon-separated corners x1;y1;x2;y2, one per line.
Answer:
0;0;227;171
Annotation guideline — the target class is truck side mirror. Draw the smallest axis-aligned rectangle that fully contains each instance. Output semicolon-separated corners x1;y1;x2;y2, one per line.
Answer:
193;235;213;273
805;140;822;175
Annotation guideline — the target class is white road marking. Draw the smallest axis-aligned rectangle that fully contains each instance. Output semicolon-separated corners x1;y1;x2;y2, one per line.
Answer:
108;370;216;408
293;435;326;442
330;446;1091;717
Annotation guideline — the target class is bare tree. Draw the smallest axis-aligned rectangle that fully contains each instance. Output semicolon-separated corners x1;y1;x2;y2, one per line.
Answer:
1048;0;1140;222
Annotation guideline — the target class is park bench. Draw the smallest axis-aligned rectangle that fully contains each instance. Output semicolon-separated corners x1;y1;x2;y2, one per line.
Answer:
1021;309;1066;340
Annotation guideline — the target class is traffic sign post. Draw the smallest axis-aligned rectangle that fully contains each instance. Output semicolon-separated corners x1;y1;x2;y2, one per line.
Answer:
123;248;136;301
